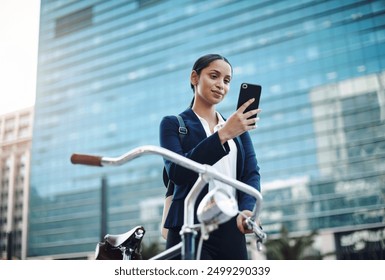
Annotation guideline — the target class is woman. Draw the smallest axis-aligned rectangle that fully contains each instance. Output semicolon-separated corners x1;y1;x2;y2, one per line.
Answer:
159;54;261;260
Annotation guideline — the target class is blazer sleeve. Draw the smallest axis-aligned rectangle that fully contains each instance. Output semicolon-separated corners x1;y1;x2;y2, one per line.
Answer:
159;115;230;186
237;131;261;212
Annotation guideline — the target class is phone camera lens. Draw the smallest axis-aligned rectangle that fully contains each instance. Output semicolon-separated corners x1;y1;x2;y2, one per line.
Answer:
242;83;248;89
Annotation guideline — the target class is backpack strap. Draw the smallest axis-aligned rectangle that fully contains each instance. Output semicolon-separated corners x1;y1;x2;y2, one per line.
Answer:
162;115;187;188
176;114;187;142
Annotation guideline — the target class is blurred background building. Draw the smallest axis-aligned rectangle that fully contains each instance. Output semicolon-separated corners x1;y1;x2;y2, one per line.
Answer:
0;107;33;259
25;0;385;259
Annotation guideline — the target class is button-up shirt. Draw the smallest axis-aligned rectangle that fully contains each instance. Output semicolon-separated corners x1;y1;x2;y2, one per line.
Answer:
194;111;237;197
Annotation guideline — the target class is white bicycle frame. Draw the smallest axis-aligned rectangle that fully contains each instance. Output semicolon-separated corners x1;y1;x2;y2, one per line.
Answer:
71;145;266;260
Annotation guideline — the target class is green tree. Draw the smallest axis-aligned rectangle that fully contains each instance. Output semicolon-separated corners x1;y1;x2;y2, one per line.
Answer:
264;226;323;260
140;241;163;260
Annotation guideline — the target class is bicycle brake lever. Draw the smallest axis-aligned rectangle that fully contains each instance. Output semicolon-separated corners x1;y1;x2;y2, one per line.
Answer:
256;239;263;251
239;212;267;251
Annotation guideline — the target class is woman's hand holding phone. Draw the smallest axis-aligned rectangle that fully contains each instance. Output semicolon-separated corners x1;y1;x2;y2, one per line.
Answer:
218;98;261;144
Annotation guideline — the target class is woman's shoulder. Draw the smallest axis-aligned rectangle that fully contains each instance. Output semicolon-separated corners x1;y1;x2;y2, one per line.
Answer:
161;108;193;124
161;115;178;121
160;114;184;131
160;115;178;125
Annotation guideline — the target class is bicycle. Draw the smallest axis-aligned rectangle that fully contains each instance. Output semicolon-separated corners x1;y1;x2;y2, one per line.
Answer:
71;145;267;260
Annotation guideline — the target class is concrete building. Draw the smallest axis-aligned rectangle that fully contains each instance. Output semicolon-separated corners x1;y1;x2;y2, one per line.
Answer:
0;107;33;259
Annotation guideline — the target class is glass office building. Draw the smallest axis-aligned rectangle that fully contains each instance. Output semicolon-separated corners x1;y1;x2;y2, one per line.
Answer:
28;0;385;259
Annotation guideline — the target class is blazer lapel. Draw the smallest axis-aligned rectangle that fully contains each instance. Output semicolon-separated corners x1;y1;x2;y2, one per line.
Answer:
234;136;245;180
181;108;245;178
181;108;207;142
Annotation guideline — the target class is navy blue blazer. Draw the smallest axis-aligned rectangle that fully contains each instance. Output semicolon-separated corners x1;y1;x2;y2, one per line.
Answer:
159;108;261;228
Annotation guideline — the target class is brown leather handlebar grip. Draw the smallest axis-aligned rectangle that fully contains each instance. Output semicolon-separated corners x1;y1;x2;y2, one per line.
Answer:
70;154;102;166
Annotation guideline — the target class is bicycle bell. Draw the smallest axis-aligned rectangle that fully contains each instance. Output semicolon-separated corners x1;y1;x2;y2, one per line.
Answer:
197;187;238;233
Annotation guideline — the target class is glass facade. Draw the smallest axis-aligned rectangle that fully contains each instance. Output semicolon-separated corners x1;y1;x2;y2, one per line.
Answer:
29;0;385;258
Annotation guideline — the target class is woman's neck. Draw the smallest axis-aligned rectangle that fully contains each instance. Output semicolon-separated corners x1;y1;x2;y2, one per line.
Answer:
192;103;218;132
192;103;216;121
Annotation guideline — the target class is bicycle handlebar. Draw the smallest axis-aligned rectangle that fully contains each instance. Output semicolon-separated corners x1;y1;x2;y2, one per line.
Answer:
71;154;102;166
70;145;266;244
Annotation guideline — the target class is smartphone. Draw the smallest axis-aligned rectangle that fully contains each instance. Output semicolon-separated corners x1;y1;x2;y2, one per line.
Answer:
236;83;262;120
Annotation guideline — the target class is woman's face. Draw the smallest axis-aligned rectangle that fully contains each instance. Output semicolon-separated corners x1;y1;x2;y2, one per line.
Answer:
192;59;232;106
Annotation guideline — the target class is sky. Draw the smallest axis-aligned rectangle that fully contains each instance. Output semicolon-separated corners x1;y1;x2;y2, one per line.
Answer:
0;0;40;115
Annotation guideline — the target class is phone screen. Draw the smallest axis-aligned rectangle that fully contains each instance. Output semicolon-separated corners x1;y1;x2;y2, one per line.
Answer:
236;83;262;119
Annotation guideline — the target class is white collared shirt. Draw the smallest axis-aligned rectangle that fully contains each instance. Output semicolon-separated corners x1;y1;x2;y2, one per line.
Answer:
194;111;237;197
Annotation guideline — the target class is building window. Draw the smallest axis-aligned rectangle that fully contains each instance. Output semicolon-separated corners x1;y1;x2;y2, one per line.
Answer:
138;0;159;8
55;7;93;38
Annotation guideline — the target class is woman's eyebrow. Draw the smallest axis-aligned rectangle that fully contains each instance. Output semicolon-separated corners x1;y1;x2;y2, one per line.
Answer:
209;69;232;78
209;69;221;74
